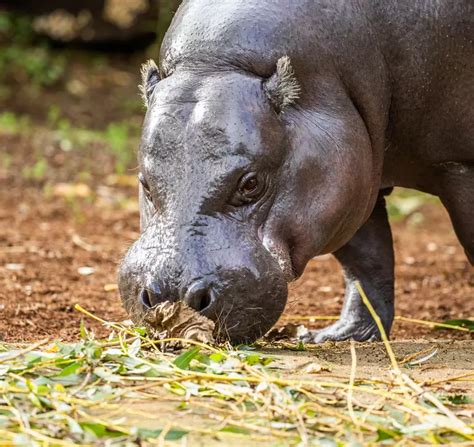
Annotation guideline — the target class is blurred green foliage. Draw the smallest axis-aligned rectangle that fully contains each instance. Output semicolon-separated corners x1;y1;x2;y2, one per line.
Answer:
0;11;66;88
386;188;439;222
0;109;139;177
0;11;33;43
48;106;138;174
105;122;135;174
0;111;30;133
21;158;48;181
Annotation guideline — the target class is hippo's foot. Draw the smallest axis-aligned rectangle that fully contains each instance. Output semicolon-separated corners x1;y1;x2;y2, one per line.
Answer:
304;190;396;344
301;319;382;343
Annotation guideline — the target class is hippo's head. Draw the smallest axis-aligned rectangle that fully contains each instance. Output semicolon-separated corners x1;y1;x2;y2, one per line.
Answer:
119;53;378;343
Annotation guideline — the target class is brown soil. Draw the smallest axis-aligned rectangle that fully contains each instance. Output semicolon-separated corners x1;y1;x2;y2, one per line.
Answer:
0;52;472;344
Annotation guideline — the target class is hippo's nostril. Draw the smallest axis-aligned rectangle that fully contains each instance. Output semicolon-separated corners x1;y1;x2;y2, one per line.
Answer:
184;280;214;313
140;288;152;309
199;292;212;312
140;282;165;308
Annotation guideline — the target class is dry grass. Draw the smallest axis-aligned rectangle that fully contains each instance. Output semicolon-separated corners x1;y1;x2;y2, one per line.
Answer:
0;285;472;446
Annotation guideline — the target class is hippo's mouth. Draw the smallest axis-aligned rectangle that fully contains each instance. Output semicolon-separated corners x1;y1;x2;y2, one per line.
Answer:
142;300;216;344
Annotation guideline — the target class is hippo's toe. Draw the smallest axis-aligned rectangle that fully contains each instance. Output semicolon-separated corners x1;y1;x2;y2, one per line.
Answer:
301;320;383;343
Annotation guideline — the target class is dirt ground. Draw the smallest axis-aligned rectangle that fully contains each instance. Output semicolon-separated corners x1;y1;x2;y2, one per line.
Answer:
0;52;472;344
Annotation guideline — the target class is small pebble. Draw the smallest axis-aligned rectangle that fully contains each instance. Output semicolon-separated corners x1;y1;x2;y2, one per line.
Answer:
427;242;438;252
5;263;24;271
78;266;95;276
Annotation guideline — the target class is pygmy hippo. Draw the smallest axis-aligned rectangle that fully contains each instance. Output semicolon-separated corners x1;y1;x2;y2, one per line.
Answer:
119;0;474;343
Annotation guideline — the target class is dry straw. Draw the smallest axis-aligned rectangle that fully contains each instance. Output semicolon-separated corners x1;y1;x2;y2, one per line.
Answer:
0;290;472;445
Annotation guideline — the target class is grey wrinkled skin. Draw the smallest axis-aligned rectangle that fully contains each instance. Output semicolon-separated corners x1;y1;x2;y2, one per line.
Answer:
119;0;474;344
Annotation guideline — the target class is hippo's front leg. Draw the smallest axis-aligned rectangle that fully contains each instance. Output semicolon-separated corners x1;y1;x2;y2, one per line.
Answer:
302;190;395;343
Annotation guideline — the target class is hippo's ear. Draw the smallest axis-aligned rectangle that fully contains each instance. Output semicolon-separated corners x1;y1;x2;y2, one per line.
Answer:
139;59;161;107
264;56;301;113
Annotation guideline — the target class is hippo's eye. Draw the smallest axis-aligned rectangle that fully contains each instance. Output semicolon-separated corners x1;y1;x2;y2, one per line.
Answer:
232;173;266;206
138;173;152;201
242;176;259;195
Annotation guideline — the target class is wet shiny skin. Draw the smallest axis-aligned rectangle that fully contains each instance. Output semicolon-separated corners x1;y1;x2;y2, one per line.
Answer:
119;0;474;343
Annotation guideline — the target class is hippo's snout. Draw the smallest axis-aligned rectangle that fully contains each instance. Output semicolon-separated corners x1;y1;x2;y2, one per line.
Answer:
119;232;289;344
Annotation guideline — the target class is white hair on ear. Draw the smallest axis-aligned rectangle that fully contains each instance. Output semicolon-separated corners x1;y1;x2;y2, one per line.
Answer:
139;59;159;107
264;56;302;112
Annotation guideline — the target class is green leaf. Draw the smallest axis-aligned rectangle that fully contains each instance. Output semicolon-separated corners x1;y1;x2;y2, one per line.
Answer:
173;347;201;370
24;352;47;366
81;422;126;438
195;352;211;365
220;425;251;435
56;362;82;377
133;327;147;336
79;319;88;339
209;352;225;363
376;428;400;441
127;338;141;356
137;427;188;440
177;401;189;410
28;392;43;409
164;428;189;441
436;319;474;331
290;341;307;351
447;394;473;405
243;353;261;366
243;353;273;366
94;366;122;382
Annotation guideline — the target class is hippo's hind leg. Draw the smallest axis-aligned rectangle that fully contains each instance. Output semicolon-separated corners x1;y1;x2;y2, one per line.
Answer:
436;163;474;265
302;189;395;343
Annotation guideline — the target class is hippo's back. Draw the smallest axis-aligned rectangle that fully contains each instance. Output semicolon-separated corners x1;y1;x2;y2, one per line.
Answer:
163;0;474;170
373;1;474;168
161;0;371;76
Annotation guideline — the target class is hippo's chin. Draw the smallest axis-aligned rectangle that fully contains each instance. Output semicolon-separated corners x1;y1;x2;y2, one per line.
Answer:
212;300;287;344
